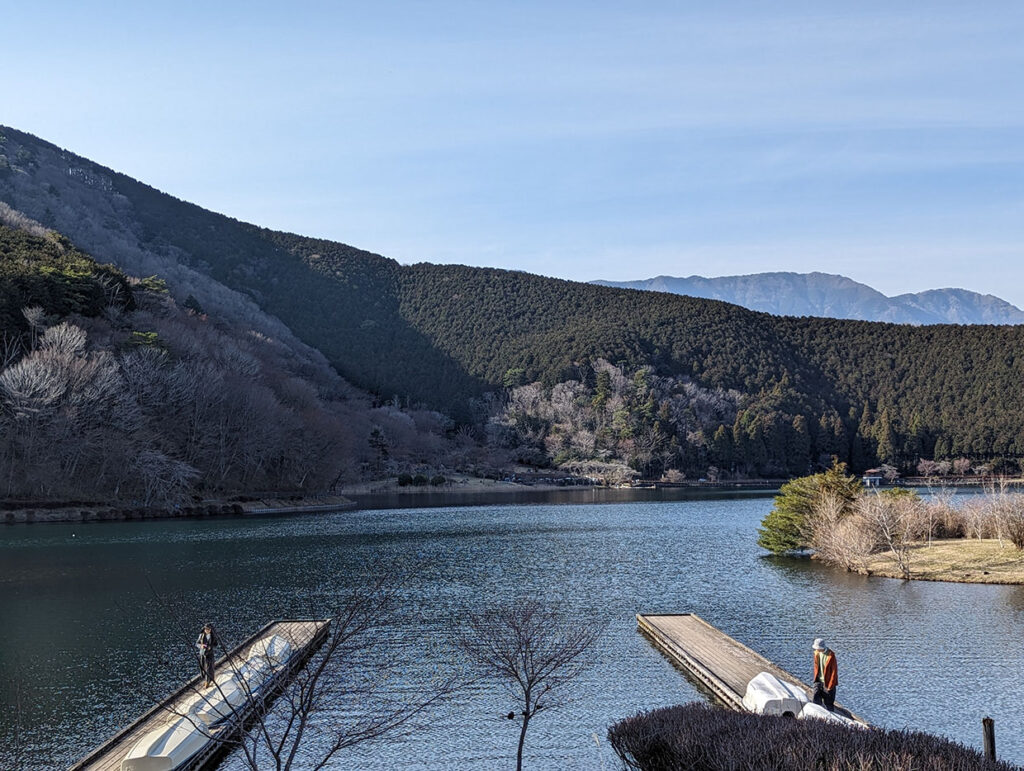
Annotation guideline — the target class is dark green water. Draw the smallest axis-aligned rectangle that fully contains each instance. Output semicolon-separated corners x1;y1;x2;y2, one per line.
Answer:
2;495;1023;769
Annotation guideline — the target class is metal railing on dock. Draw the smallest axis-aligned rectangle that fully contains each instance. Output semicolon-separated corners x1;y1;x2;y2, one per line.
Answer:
637;613;865;724
69;618;331;771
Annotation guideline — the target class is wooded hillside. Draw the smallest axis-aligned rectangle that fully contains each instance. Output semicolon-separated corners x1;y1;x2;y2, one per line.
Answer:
3;125;1023;481
0;213;466;505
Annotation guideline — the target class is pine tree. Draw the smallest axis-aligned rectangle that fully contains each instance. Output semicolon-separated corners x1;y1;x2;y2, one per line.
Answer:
710;424;733;469
787;415;811;476
756;462;862;554
873;406;898;466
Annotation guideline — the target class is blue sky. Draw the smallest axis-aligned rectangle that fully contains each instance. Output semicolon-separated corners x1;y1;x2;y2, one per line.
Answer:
4;1;1024;303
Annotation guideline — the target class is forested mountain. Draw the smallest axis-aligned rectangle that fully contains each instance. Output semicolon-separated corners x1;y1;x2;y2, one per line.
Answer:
593;272;1024;325
0;207;467;505
3;125;1024;486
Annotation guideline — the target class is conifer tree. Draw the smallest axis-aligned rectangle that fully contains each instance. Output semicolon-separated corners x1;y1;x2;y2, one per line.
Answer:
757;462;862;554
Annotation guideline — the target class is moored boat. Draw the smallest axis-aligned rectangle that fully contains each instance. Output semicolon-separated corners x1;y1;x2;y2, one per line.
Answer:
119;633;295;771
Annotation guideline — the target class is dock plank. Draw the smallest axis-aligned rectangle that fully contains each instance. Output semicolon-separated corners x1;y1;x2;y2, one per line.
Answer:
638;613;863;722
70;619;330;771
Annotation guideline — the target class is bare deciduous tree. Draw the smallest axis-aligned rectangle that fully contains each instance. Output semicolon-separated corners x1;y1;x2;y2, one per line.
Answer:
879;464;899;483
0;332;23;369
980;480;1024;550
807;491;875;573
857;493;919;579
460;599;605;771
152;570;457;771
21;306;46;351
920;489;953;547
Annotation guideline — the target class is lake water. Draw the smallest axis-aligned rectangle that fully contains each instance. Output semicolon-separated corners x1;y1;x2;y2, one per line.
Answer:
2;493;1023;769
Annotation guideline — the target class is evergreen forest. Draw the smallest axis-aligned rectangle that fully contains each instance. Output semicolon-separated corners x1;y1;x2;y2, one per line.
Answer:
2;125;1023;489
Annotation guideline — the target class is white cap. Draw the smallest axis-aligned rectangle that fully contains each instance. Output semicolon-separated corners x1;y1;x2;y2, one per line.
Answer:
812;638;825;650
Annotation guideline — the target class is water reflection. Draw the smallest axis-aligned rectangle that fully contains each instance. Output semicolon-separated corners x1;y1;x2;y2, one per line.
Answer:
1;497;1022;769
1002;585;1024;615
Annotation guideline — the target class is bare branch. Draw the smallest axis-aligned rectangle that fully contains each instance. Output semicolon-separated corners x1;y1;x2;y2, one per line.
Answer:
460;598;605;771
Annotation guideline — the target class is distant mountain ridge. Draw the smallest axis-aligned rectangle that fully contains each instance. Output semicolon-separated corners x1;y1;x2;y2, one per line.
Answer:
592;272;1024;325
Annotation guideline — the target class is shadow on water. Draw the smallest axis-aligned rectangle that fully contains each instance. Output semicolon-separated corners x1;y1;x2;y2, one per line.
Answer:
637;627;735;710
1003;584;1024;615
350;486;777;511
760;553;879;589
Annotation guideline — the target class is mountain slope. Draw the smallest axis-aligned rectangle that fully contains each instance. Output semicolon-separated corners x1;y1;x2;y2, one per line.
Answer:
593;272;1024;325
0;198;462;506
4;125;1024;478
894;288;1024;325
0;126;487;416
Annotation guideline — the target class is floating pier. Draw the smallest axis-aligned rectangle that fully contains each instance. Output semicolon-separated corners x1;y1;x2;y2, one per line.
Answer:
238;495;356;515
637;613;863;723
69;618;331;771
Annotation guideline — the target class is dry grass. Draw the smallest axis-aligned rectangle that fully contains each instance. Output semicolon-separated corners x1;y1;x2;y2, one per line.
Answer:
864;538;1024;583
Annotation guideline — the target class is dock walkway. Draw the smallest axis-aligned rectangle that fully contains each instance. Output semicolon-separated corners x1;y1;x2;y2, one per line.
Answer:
69;618;330;771
637;613;863;722
238;495;355;515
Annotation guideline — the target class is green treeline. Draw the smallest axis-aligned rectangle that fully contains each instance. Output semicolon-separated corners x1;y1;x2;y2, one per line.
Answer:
0;223;134;332
3;125;1024;478
398;264;1024;475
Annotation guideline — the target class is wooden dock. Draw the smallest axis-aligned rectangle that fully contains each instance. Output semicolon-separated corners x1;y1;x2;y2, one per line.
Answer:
69;618;331;771
637;613;863;722
239;495;355;515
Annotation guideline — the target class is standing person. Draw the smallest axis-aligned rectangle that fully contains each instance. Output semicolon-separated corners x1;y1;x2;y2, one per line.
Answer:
811;637;838;711
196;623;219;688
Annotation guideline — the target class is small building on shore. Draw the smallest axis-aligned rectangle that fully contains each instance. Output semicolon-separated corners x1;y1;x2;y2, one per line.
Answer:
862;469;883;487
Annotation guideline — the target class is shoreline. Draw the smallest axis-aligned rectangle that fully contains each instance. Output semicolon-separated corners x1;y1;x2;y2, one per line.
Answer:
1;477;782;523
0;494;356;525
341;476;779;511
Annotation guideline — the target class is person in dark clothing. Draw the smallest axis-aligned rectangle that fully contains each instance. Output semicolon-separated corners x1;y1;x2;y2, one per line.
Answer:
811;637;838;711
196;623;219;688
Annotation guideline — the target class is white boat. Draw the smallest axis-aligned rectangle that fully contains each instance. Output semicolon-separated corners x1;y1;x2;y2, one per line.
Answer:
119;715;215;771
119;633;295;771
742;671;808;717
743;670;866;728
799;701;865;728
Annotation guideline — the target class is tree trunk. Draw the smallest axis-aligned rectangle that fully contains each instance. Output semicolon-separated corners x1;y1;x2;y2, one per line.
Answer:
516;712;530;771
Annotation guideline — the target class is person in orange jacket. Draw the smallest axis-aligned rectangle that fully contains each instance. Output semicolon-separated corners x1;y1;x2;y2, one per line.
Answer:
811;637;838;711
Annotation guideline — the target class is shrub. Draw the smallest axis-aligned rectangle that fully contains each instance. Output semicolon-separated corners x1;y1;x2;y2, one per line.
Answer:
137;275;168;293
129;330;160;348
430;474;446;486
995;493;1024;548
397;473;413;487
1006;516;1024;550
608;703;1014;771
757;463;861;554
514;446;550;467
412;474;429;486
182;294;206;315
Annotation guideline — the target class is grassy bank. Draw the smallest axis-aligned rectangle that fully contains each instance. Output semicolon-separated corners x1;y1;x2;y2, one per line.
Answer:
865;539;1024;584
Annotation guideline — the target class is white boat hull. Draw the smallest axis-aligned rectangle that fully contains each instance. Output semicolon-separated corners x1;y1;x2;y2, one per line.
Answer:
119;632;297;770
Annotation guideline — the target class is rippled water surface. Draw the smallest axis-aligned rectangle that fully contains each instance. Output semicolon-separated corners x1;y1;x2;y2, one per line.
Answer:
2;495;1023;768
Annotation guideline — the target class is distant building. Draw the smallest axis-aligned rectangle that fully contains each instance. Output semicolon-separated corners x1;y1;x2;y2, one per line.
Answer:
862;469;883;487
